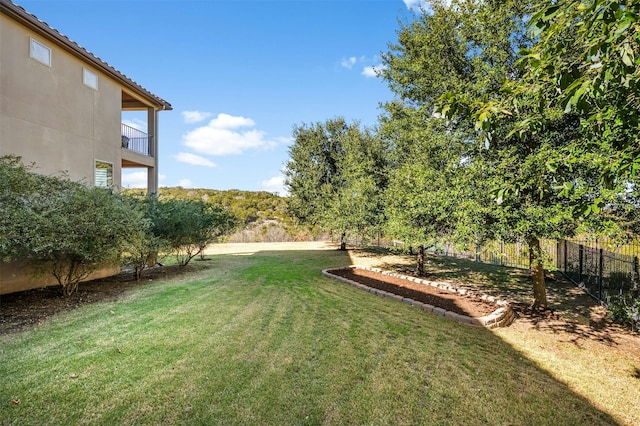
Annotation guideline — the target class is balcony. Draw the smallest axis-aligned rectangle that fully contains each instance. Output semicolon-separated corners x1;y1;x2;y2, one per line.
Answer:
121;123;153;157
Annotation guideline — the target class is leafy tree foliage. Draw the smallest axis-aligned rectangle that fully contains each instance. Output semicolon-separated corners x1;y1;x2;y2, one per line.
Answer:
149;198;237;267
284;118;388;249
324;123;388;248
284;119;348;228
0;156;140;296
378;0;597;306
518;0;640;185
120;196;167;280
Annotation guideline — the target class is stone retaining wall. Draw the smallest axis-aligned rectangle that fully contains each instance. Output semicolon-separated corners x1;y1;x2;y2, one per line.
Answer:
323;265;515;329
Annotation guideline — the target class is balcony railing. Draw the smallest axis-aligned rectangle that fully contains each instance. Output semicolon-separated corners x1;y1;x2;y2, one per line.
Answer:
121;123;153;157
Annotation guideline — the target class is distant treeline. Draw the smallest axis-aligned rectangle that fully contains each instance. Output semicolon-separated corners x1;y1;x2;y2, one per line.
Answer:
123;187;322;243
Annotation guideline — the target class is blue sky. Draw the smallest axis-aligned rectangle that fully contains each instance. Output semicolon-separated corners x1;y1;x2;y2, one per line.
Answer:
17;0;427;195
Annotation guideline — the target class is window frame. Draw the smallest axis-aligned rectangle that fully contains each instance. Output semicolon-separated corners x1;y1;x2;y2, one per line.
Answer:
94;160;114;188
29;37;51;66
83;67;98;90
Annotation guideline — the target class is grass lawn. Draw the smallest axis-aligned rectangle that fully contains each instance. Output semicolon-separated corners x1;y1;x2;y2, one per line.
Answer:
1;242;639;425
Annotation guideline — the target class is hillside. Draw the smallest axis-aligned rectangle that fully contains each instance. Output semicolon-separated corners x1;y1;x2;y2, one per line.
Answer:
123;187;317;242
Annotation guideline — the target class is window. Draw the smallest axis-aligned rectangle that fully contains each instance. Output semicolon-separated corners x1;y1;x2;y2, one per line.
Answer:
83;68;98;90
95;161;113;188
30;38;51;66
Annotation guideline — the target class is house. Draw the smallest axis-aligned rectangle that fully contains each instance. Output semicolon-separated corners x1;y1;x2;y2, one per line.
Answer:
0;0;172;294
0;0;172;194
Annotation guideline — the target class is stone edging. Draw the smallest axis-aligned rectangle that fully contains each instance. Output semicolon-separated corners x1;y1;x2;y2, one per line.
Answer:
322;266;515;329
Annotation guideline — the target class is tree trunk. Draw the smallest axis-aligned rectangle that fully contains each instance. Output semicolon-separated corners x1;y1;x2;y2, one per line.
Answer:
339;232;347;251
416;245;425;276
529;238;548;309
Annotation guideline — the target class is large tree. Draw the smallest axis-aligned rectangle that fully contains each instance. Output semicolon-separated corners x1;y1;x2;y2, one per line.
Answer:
284;118;387;249
325;124;388;248
285;119;346;228
379;0;595;307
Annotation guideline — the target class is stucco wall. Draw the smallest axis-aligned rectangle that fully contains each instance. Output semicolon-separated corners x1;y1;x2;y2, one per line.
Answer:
0;14;122;186
0;13;126;294
0;260;121;295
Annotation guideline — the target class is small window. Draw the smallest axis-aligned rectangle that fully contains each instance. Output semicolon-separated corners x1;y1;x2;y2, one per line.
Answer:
83;68;98;90
95;161;113;188
30;38;51;66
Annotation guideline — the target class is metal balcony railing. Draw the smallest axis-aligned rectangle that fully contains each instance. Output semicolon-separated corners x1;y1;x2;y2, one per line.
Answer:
121;123;153;157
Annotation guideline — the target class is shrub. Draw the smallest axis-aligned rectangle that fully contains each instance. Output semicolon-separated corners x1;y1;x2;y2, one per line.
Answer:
151;198;237;267
609;294;640;332
0;156;142;295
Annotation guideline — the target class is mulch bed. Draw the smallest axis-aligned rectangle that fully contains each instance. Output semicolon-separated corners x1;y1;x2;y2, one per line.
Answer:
0;265;184;335
329;267;498;318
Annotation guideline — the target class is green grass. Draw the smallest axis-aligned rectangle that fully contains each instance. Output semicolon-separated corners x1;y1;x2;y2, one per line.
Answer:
0;243;633;425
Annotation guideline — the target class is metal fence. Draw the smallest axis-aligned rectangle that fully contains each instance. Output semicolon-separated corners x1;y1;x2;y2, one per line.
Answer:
428;240;556;270
121;123;153;157
558;240;640;304
346;233;640;308
420;239;640;306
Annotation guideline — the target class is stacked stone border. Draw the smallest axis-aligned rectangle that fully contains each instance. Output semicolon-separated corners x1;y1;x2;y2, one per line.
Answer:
323;266;514;328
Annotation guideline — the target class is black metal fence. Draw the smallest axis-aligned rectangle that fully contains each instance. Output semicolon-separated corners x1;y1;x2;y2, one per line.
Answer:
420;238;640;306
558;240;640;305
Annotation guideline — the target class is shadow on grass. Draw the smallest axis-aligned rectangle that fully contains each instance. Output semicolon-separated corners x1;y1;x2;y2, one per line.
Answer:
230;247;621;424
349;247;632;348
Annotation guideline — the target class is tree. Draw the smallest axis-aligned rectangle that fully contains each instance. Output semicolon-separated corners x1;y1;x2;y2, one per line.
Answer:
324;124;388;249
195;203;238;260
284;118;347;228
285;118;387;249
380;110;473;275
378;0;593;307
120;195;167;280
151;198;237;267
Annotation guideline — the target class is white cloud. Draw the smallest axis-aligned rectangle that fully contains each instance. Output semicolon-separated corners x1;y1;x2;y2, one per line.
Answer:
209;113;255;129
121;171;166;188
341;56;357;69
178;179;193;188
261;175;288;196
182;110;214;124
182;113;276;156
175;152;217;167
122;118;147;132
403;0;425;10
362;64;387;78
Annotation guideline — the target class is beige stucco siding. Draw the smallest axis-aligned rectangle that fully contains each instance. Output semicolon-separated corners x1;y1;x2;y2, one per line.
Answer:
1;15;122;186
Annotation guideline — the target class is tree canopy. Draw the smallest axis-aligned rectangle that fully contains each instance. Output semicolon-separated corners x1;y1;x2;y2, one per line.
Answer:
284;118;388;248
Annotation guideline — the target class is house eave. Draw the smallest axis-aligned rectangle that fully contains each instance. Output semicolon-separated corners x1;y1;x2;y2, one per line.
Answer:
0;0;172;111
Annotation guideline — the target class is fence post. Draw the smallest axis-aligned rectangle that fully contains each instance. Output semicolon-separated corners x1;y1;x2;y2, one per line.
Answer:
563;240;567;273
598;248;604;301
579;244;584;284
634;256;639;293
